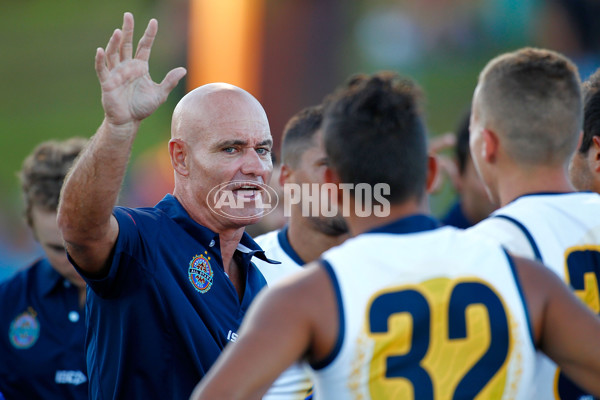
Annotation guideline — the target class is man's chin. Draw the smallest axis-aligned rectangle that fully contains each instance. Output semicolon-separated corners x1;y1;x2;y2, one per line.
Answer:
218;207;265;228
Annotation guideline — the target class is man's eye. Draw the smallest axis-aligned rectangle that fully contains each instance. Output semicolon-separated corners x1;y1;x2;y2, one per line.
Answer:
256;148;270;155
223;147;236;153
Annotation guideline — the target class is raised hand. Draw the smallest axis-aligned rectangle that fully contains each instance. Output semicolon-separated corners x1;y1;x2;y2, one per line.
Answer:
95;12;187;127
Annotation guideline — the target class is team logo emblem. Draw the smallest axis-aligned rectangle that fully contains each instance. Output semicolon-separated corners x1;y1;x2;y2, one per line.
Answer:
9;307;40;349
188;252;214;293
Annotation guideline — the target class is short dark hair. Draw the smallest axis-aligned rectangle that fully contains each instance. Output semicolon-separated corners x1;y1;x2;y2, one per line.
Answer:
580;68;600;153
280;105;324;167
19;137;87;228
322;71;428;203
455;108;471;175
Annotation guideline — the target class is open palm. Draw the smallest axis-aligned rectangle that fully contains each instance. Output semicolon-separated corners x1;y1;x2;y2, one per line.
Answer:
95;13;186;126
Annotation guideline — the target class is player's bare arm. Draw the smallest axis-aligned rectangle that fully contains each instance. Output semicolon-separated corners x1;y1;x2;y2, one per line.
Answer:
515;256;600;395
190;262;338;400
57;12;186;276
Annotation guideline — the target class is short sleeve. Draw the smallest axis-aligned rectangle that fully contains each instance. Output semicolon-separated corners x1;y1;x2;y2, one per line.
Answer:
70;207;146;298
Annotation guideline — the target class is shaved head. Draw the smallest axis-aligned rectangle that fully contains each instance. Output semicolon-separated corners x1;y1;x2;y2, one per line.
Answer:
473;48;582;166
172;83;269;143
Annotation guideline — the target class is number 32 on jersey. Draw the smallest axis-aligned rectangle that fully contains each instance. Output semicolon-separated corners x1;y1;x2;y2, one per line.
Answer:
364;278;519;400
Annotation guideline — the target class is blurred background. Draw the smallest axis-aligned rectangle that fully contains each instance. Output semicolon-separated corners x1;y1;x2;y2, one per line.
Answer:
1;0;599;279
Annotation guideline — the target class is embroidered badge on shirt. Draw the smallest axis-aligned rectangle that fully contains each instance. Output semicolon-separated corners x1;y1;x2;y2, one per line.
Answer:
188;252;214;293
9;307;40;349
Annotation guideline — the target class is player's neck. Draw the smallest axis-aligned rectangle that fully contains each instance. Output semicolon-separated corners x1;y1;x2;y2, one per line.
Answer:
497;164;575;207
346;199;427;236
287;221;350;263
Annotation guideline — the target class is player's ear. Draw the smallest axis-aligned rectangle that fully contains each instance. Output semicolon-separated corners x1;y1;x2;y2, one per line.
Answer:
591;136;600;172
324;167;340;185
279;164;292;186
425;155;439;193
481;129;499;163
169;139;189;176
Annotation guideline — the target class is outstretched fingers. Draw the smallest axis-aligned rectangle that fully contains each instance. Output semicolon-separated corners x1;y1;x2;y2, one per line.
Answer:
134;18;158;62
95;48;109;83
120;12;134;61
104;29;122;70
159;67;187;98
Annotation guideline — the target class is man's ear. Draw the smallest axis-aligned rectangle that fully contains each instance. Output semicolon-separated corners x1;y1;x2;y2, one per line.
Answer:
591;136;600;172
279;164;292;187
169;139;189;176
482;129;499;163
425;155;439;194
324;167;340;185
325;167;346;207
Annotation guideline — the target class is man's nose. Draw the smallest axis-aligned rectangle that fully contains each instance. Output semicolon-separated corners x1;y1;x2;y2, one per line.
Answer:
240;149;270;177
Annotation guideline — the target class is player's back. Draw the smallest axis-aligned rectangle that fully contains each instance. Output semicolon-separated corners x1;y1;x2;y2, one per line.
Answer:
468;192;600;399
313;215;536;400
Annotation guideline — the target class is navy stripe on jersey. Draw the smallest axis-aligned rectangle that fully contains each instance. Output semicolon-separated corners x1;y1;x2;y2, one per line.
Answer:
366;214;440;235
494;215;543;262
503;249;535;348
310;260;345;370
277;226;306;266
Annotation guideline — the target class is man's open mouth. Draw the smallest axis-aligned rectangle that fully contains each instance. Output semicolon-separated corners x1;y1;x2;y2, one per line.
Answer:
231;182;262;199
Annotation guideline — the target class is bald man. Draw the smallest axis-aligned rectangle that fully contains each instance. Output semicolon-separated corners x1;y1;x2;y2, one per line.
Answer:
58;13;277;400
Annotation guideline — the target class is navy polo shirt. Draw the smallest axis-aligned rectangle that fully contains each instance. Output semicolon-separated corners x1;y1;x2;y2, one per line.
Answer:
0;258;87;400
76;194;272;400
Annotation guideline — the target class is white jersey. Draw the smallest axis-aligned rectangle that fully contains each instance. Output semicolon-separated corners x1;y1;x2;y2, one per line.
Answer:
468;192;600;400
253;227;313;400
312;215;536;400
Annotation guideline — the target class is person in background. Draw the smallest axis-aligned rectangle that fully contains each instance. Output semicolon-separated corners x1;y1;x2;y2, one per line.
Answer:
441;109;497;228
467;47;600;399
569;67;600;193
0;138;88;400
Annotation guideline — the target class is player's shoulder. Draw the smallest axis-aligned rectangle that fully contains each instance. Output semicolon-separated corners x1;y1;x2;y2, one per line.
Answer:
0;259;45;306
253;229;280;249
466;211;538;259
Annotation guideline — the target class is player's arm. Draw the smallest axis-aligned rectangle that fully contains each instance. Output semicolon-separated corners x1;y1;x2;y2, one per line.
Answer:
189;262;338;400
57;12;185;276
514;256;600;395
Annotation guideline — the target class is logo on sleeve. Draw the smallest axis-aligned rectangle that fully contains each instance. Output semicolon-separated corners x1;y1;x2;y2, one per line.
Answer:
9;307;40;349
188;252;214;293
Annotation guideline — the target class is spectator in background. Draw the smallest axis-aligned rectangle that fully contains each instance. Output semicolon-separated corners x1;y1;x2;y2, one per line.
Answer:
570;67;600;193
0;138;88;400
441;109;497;228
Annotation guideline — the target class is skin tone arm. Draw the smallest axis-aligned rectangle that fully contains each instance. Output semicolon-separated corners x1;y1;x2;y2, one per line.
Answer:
189;262;337;400
515;256;600;394
57;13;186;276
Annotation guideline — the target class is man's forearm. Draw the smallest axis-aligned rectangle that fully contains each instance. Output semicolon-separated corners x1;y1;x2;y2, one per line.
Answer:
58;119;138;246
